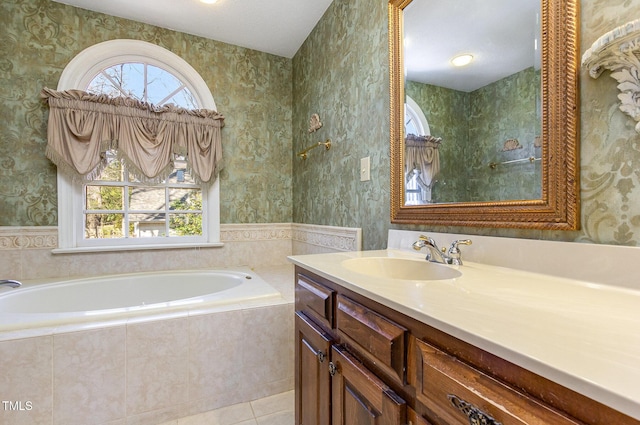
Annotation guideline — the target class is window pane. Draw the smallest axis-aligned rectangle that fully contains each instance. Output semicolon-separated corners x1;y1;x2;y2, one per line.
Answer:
169;189;201;210
170;213;202;236
167;88;198;109
85;213;124;239
86;72;122;98
129;187;166;210
90;63;146;101
130;213;166;238
146;65;183;106
128;170;143;183
95;151;123;182
168;157;196;184
86;186;123;210
116;63;145;100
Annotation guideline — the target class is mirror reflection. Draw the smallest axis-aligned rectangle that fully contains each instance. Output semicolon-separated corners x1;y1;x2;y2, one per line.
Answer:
403;0;541;205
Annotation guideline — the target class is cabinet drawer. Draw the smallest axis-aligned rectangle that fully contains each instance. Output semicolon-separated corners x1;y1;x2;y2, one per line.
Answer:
412;338;580;425
336;295;407;383
295;274;335;329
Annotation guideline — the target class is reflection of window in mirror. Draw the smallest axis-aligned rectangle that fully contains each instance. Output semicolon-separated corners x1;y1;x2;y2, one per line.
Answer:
404;96;433;204
405;95;429;137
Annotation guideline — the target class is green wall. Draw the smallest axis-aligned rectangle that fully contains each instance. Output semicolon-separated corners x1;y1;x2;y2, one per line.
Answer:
4;0;640;249
406;67;541;203
404;80;469;203
0;0;292;226
293;0;640;249
292;0;389;249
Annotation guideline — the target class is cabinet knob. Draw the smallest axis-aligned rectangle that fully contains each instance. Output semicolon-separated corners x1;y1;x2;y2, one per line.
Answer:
317;351;326;363
447;394;502;425
328;361;337;377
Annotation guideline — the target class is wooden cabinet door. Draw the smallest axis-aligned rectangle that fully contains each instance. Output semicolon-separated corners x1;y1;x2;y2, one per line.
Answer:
296;312;333;425
331;345;406;425
407;407;434;425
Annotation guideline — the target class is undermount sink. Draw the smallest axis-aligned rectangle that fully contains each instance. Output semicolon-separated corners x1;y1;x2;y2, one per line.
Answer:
341;257;462;281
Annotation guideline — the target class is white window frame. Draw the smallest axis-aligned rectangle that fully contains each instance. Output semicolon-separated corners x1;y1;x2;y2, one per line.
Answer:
54;39;221;252
405;95;430;137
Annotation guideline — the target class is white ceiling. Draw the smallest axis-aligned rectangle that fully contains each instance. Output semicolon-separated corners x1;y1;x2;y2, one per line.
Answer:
404;0;540;92
52;0;334;58
53;0;538;92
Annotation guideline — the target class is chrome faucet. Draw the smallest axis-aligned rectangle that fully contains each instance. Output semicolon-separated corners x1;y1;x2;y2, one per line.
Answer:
0;279;22;288
413;235;472;265
412;236;447;263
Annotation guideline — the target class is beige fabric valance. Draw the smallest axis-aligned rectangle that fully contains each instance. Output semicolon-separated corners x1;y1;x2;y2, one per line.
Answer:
405;134;442;187
41;87;224;184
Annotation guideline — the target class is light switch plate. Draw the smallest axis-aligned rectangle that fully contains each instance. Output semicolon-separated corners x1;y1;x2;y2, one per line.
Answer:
360;157;371;181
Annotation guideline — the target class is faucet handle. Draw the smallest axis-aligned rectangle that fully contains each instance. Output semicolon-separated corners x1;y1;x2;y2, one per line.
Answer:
447;239;472;265
412;234;434;250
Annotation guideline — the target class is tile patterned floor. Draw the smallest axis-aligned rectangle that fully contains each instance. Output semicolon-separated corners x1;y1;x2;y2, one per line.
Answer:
159;390;294;425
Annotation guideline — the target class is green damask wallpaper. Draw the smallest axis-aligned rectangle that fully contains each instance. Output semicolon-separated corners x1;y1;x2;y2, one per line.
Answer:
405;80;469;203
0;0;292;226
468;67;541;202
4;0;640;248
406;67;541;203
293;0;640;248
292;0;389;249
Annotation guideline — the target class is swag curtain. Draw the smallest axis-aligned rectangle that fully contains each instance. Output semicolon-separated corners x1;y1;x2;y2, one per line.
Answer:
405;134;442;187
41;87;225;184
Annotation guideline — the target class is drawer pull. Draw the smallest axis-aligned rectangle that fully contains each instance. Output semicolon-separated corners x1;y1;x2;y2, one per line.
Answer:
317;350;326;363
328;361;338;377
447;394;502;425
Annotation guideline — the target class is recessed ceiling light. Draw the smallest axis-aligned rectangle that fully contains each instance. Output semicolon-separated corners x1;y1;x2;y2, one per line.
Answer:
451;54;474;67
200;0;218;4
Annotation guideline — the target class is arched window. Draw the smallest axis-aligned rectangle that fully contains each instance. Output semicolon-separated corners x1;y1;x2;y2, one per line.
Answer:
54;40;221;252
404;96;435;204
86;63;198;108
405;95;430;137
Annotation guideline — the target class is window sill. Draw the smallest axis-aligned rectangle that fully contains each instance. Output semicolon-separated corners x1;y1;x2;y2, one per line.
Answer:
52;242;224;254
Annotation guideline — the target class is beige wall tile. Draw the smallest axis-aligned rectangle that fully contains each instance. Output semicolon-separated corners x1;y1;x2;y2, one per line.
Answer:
187;310;245;414
19;249;70;281
241;305;294;401
0;249;24;281
0;336;52;425
52;328;125;425
126;318;189;417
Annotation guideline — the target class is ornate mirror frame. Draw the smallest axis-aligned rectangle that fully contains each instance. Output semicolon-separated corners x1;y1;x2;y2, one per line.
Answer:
389;0;580;230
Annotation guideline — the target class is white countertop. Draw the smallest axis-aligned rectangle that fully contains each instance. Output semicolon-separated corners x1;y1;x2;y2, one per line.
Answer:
288;249;640;420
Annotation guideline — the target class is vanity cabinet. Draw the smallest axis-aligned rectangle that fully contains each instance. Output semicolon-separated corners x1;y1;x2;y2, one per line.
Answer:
295;272;408;425
294;266;640;425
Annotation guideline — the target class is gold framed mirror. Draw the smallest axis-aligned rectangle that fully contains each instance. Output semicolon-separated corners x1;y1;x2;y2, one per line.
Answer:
389;0;580;229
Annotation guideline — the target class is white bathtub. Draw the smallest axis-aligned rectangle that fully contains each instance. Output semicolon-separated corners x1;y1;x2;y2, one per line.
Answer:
0;268;283;334
0;267;293;424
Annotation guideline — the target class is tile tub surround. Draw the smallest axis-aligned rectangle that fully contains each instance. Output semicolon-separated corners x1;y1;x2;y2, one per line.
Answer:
0;223;357;425
388;229;640;290
0;290;294;425
0;223;361;281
